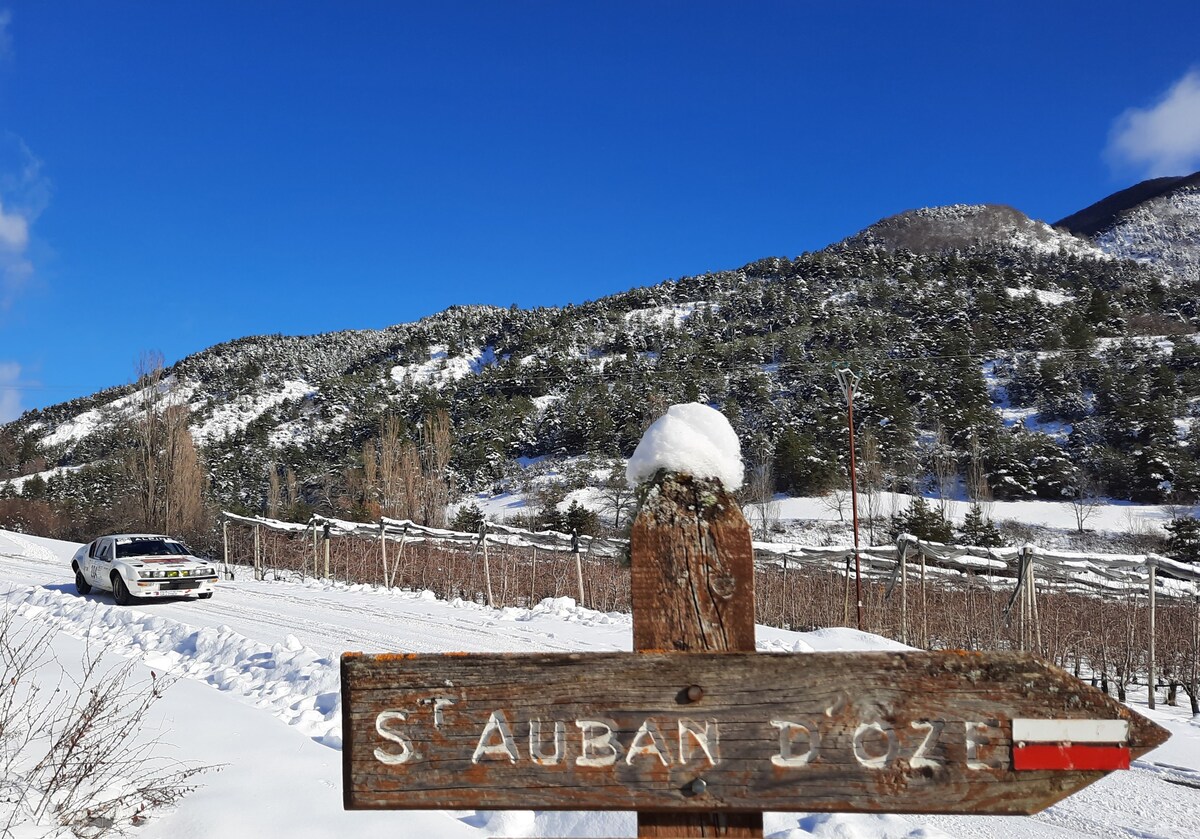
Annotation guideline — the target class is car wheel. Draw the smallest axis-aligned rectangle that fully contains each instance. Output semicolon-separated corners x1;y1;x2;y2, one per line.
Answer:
198;592;213;599
75;569;92;595
112;574;135;606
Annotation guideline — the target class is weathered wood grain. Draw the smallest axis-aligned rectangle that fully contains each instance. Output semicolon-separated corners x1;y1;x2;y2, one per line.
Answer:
340;650;1168;814
629;473;761;837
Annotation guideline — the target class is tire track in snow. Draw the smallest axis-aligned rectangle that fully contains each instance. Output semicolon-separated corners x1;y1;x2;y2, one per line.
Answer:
1;537;629;754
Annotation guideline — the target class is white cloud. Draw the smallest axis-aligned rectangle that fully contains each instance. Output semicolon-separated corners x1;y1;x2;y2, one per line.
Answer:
0;10;11;60
1107;68;1200;178
0;361;22;422
0;134;46;311
0;198;29;250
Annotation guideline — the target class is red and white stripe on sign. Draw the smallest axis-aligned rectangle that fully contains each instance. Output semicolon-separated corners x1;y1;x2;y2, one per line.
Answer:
1011;718;1132;771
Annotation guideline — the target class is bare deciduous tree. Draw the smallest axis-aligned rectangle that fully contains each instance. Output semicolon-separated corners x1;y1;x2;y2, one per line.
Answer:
596;465;636;533
266;464;282;519
858;430;884;544
419;410;453;528
820;486;850;523
121;352;210;542
966;431;993;519
931;423;958;518
366;411;453;527
744;456;779;542
1069;469;1104;534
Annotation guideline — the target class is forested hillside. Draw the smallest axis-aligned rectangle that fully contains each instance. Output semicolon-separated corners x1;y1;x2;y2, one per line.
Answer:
3;183;1199;546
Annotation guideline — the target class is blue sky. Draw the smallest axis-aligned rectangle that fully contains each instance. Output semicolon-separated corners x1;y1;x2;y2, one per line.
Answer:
2;1;1199;420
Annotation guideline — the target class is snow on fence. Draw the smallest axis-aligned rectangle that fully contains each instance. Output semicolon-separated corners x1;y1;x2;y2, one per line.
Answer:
220;510;1200;711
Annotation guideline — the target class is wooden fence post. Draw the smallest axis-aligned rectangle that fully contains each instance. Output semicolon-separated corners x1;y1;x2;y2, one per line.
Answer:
899;543;908;646
380;519;389;589
395;524;408;590
920;548;928;649
529;545;538;606
1148;559;1157;710
1030;553;1041;654
221;518;230;579
253;523;261;581
572;529;586;608
480;524;494;607
630;472;761;838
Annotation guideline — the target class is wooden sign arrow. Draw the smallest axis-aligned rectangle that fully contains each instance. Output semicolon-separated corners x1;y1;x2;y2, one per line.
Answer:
341;648;1168;815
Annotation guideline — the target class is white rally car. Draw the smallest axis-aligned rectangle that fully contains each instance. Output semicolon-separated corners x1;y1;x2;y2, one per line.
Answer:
72;533;218;605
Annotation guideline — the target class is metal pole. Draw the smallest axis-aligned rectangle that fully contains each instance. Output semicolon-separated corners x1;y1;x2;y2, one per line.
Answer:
836;367;864;630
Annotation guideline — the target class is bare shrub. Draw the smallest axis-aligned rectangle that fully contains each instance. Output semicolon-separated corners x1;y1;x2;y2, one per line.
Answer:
0;612;216;837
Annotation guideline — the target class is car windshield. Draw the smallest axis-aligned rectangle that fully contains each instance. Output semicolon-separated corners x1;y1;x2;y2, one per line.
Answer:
115;538;190;559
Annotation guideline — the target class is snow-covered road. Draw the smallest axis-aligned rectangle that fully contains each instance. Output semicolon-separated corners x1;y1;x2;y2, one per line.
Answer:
3;527;1199;838
0;528;632;657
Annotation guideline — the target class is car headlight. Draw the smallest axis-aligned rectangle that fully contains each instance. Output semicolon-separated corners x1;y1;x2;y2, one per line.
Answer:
138;570;165;579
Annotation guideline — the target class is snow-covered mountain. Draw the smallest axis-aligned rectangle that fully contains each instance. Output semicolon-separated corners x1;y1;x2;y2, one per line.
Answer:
1056;172;1200;283
838;203;1108;260
3;178;1199;533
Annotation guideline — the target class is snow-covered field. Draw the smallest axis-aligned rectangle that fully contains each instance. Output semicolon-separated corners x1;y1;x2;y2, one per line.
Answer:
2;527;1199;838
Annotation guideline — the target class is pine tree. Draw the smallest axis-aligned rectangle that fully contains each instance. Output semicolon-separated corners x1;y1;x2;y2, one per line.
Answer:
564;500;601;537
1164;516;1200;564
450;503;485;534
889;497;953;543
958;503;1002;547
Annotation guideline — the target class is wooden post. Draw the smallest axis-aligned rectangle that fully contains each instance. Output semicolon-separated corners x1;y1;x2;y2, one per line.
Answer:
324;528;331;580
1193;595;1200;715
312;521;318;579
221;519;230;579
920;549;928;649
395;525;408;590
899;544;908;646
1148;561;1157;710
529;545;538;606
481;526;494;607
1029;555;1041;654
842;553;851;626
380;520;389;589
573;530;586;608
1025;551;1032;652
630;472;761;838
253;523;261;581
783;554;793;629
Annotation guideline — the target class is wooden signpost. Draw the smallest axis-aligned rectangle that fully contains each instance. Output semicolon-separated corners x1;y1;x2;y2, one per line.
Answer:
342;473;1168;836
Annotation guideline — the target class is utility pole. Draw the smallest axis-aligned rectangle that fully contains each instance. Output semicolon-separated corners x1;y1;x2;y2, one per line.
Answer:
835;365;864;630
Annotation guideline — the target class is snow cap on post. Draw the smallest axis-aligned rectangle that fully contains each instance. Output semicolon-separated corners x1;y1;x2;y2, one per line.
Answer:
626;402;744;490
